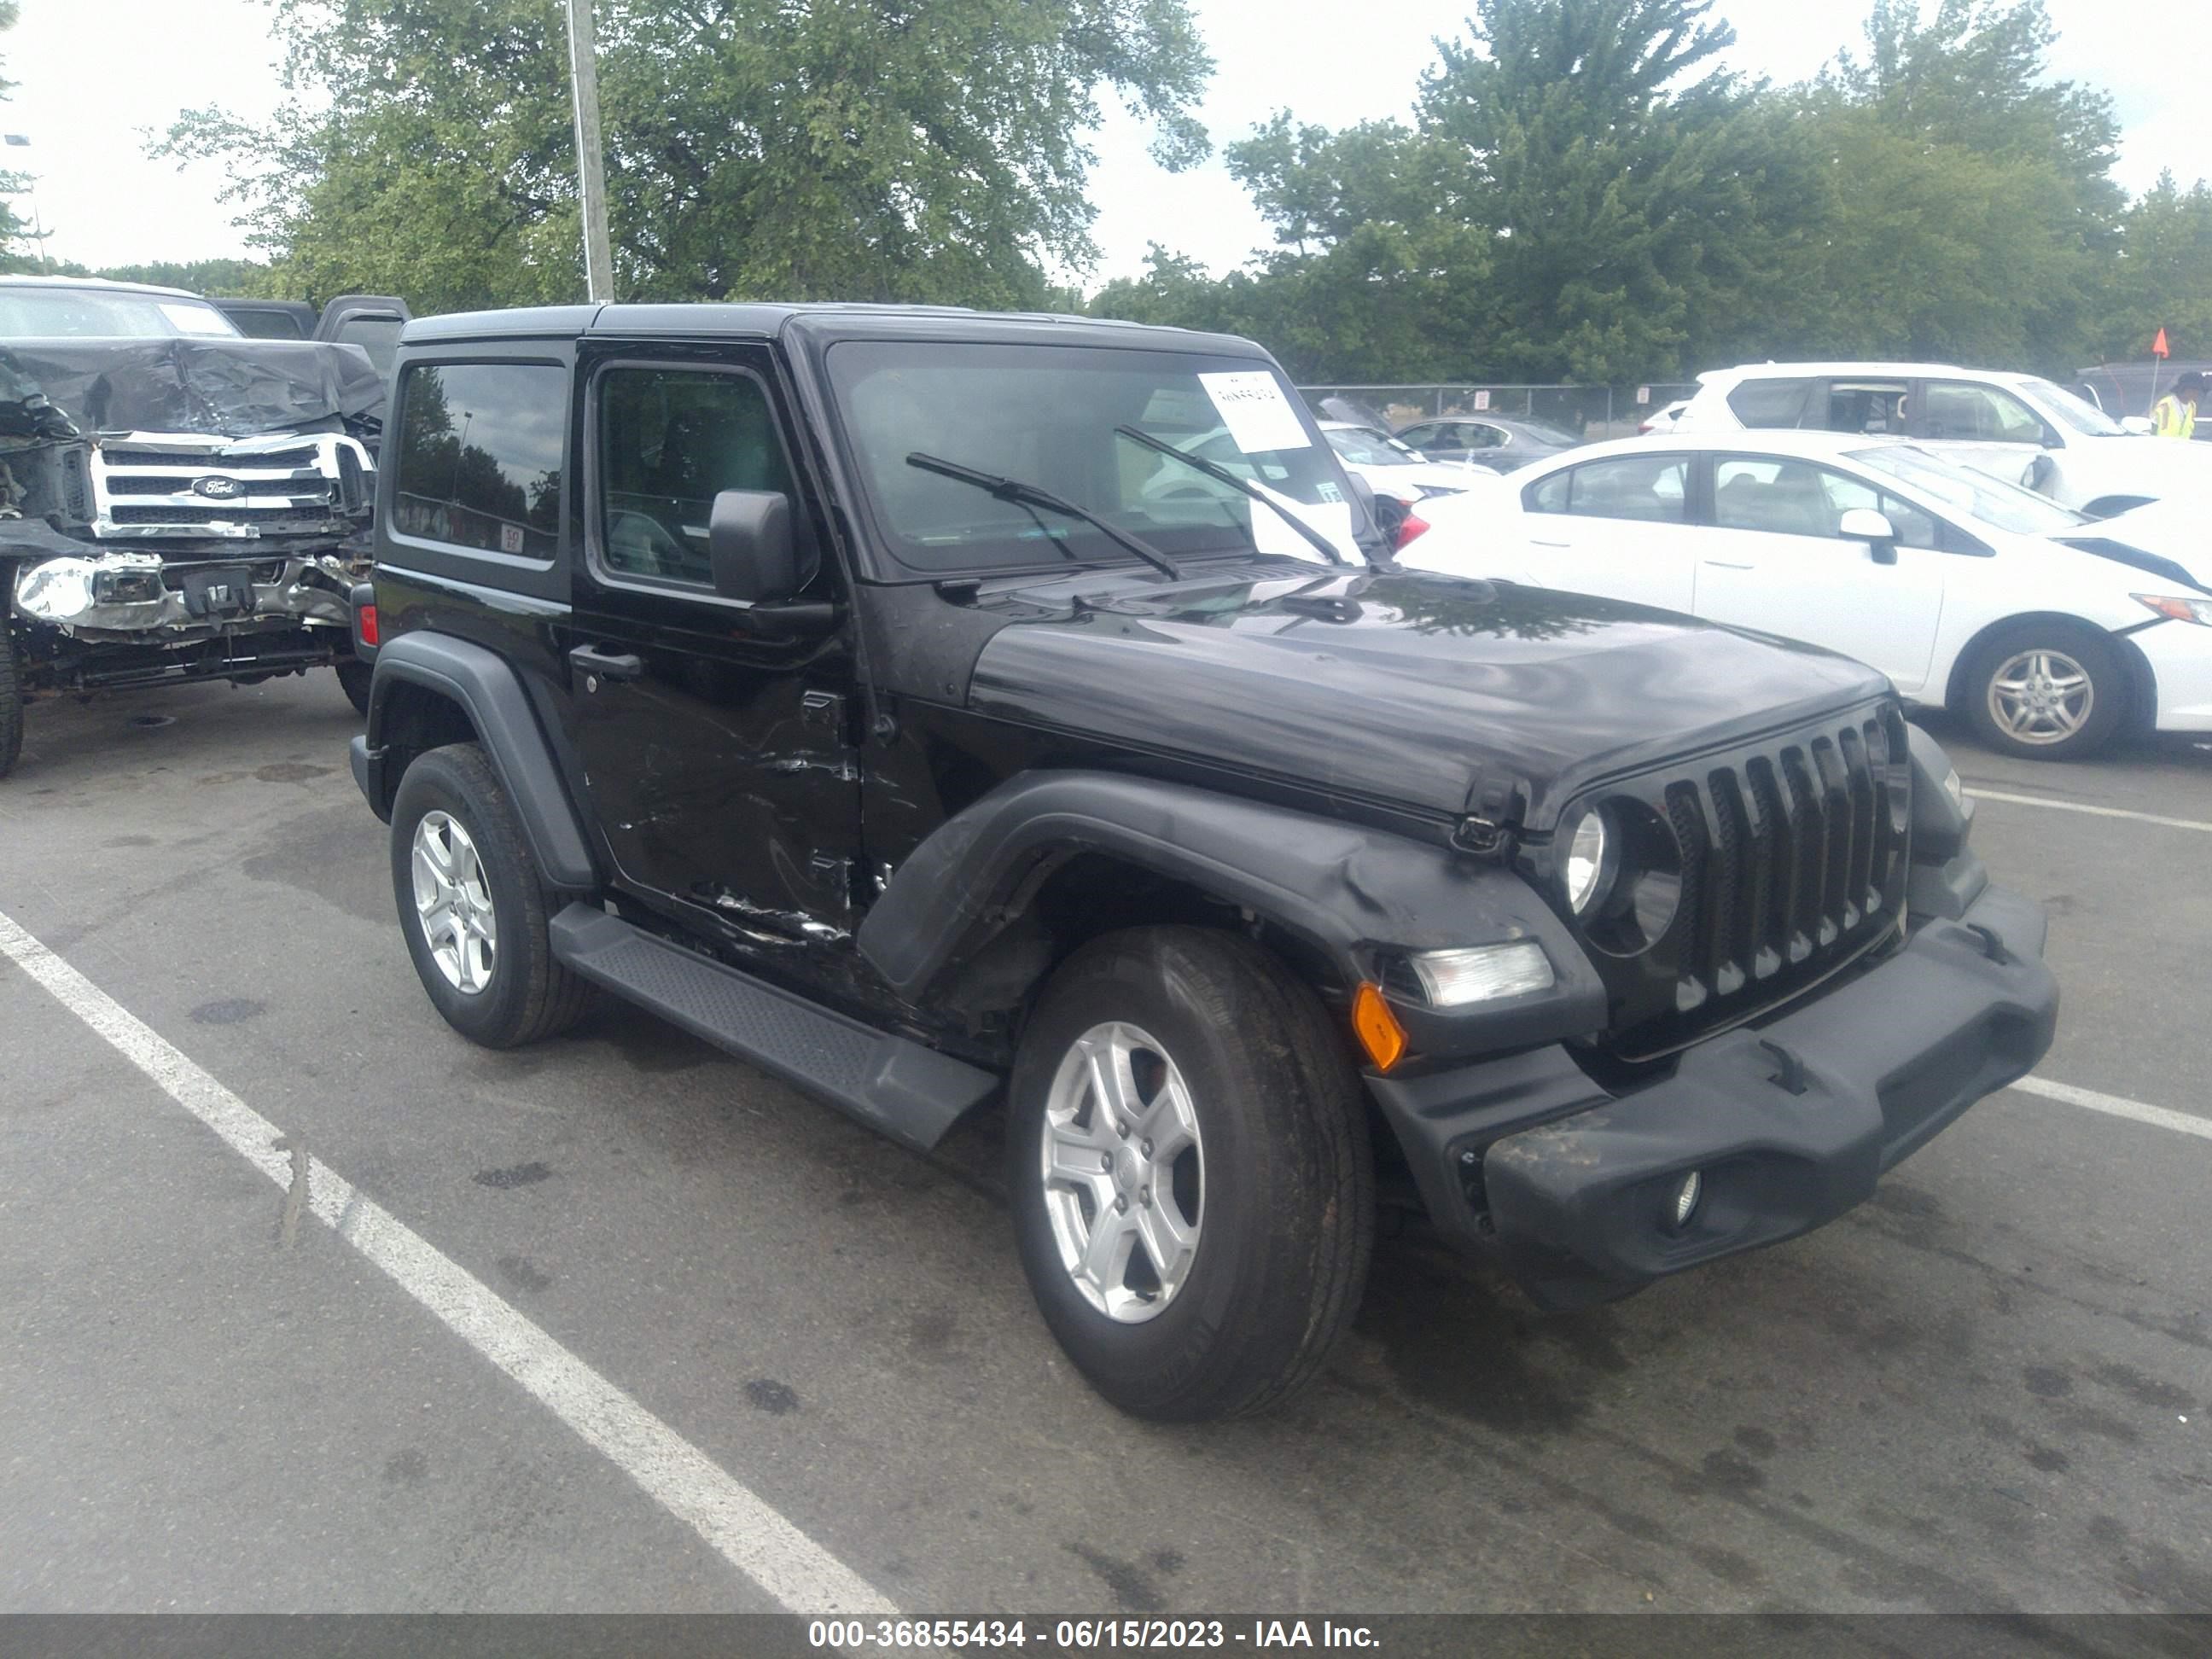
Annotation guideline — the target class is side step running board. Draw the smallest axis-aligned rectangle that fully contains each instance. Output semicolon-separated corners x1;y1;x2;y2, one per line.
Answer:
549;905;998;1151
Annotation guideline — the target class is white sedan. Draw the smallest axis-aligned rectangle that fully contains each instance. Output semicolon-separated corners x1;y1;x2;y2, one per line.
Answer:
1317;422;1479;504
1404;429;2212;759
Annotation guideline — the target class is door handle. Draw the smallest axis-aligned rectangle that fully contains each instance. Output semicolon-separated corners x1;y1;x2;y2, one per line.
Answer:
569;643;644;683
1702;560;1754;570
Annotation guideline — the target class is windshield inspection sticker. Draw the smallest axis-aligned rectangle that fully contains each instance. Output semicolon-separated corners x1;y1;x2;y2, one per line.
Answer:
1199;370;1313;454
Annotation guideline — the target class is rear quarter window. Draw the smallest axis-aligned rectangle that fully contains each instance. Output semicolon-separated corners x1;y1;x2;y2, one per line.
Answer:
391;362;567;558
1524;470;1571;513
1725;377;1816;428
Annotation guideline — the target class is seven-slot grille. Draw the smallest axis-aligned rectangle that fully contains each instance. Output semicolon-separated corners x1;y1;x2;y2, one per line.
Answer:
1598;705;1911;1058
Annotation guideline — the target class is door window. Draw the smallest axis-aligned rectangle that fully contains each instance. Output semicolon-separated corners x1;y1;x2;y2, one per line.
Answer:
1552;454;1689;523
1824;381;1910;435
1713;457;1939;548
391;362;566;557
1725;376;1815;427
1920;381;2048;444
1524;469;1571;514
596;366;799;586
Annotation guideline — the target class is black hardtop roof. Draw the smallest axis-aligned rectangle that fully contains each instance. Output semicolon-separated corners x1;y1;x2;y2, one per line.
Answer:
399;301;1268;360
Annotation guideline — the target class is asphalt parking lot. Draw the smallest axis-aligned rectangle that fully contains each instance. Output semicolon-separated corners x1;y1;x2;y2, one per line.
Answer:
1;675;2208;1615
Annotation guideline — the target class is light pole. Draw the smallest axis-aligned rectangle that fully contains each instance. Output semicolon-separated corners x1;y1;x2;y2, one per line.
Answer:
564;0;616;302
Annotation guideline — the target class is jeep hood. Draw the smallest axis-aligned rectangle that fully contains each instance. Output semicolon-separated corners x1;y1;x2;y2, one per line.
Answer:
0;337;385;439
966;566;1892;830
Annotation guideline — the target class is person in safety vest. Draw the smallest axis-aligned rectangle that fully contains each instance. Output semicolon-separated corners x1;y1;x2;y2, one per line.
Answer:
2151;371;2204;439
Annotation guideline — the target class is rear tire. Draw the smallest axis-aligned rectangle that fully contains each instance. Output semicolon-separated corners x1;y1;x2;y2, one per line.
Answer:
0;606;21;781
1006;926;1373;1420
1961;621;2126;760
389;742;592;1047
335;657;373;718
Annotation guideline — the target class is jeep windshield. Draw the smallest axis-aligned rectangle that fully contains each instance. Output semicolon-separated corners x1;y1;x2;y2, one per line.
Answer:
0;286;241;340
826;340;1358;574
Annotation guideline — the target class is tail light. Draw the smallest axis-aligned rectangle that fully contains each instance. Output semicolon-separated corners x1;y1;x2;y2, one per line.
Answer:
355;602;380;649
1394;510;1430;550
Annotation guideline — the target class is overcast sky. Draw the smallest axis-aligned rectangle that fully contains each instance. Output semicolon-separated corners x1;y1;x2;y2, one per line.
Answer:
9;0;2210;286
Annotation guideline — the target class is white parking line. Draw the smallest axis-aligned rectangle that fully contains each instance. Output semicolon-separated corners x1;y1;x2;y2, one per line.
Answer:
2009;1074;2212;1144
1966;786;2212;835
0;908;895;1618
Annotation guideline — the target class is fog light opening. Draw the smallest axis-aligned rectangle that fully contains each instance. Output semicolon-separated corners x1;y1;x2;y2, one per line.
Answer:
1669;1169;1703;1231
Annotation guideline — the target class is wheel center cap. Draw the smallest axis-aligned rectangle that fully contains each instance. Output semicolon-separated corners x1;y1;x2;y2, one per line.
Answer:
1115;1149;1143;1190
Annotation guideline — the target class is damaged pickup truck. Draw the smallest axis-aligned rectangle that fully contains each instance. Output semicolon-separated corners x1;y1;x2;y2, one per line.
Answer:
0;275;382;778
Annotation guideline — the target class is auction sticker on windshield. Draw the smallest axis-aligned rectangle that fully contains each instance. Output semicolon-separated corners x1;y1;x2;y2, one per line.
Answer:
1199;370;1311;453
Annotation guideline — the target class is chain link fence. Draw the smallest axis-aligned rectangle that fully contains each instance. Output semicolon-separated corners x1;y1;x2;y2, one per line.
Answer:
1299;382;1702;440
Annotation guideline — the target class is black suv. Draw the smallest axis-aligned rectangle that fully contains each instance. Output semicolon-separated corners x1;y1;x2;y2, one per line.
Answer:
349;304;2058;1420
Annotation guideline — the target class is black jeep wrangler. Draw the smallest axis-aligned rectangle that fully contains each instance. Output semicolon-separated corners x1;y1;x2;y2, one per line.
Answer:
349;304;2058;1420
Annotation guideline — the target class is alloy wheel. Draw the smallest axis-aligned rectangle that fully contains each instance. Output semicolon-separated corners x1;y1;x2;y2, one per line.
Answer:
1038;1021;1206;1323
1988;648;2093;746
411;809;498;994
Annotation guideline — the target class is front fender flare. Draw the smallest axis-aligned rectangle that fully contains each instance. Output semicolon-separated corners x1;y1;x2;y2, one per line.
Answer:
364;632;597;892
856;771;1606;1053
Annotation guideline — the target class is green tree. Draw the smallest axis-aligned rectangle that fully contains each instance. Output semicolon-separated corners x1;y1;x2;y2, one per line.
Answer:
2093;173;2212;364
1137;1;1824;384
162;0;1212;315
1414;0;1825;381
1775;103;2086;364
0;1;32;271
93;258;274;296
1786;0;2122;368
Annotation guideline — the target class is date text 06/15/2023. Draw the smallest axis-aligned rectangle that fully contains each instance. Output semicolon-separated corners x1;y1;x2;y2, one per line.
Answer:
806;1619;1382;1650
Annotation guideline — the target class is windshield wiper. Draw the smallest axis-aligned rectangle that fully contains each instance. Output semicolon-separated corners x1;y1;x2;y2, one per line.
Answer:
905;452;1183;579
1114;425;1357;567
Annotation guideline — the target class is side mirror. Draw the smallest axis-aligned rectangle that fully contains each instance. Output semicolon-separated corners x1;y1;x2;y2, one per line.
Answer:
1342;469;1402;556
2120;415;2154;436
1838;506;1899;564
708;490;798;602
2040;428;2064;449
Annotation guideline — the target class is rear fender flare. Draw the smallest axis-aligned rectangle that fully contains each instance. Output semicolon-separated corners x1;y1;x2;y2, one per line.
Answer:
365;632;597;891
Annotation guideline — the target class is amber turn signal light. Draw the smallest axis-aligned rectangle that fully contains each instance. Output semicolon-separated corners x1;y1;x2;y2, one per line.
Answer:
1351;981;1408;1072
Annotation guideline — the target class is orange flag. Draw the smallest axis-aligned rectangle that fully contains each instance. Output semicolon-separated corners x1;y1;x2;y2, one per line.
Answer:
2153;327;2170;358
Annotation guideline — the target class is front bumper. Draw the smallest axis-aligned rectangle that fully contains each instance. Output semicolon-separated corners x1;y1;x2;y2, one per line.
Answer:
10;548;364;643
2133;616;2212;731
1370;882;2057;1309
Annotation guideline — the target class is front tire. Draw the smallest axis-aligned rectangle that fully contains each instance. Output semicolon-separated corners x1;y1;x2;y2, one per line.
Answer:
1006;926;1373;1420
388;742;591;1047
1961;622;2126;760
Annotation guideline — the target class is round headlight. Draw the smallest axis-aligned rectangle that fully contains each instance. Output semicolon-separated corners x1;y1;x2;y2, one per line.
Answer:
1563;806;1614;914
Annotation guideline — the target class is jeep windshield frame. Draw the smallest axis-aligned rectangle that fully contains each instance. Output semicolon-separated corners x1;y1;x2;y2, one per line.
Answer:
820;337;1360;579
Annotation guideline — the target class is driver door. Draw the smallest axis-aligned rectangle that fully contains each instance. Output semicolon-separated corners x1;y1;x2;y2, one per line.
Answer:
1692;456;1947;693
562;346;863;956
